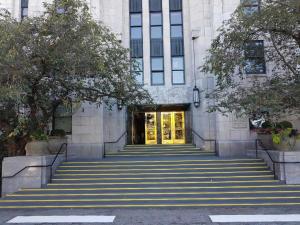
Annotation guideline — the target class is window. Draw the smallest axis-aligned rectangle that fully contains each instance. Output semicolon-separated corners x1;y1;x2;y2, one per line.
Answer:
244;40;266;74
170;0;185;84
21;0;28;20
172;57;185;84
130;0;144;84
130;0;142;13
241;0;260;15
53;104;72;134
150;0;164;85
132;58;144;84
130;14;142;26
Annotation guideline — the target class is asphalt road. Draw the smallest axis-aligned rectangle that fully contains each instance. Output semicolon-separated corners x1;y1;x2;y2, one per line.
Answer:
1;206;300;225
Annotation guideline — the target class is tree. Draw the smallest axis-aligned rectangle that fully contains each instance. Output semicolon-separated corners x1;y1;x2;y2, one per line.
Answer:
202;0;300;121
0;0;152;155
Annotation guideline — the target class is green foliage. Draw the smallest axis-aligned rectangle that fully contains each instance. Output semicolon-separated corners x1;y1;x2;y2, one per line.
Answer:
261;121;272;129
30;130;48;141
202;0;300;119
50;129;66;137
0;0;152;155
278;121;293;129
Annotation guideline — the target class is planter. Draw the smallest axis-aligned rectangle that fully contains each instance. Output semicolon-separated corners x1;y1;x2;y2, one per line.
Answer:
25;141;49;156
257;133;274;150
274;138;300;151
48;136;67;155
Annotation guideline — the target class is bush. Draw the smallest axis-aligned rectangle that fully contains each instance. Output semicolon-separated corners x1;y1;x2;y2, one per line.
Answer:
50;129;66;137
30;130;48;141
262;121;272;129
278;121;293;129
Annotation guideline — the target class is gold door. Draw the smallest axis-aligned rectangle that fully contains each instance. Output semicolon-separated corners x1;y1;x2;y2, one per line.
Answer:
173;112;185;144
145;113;157;145
161;112;173;144
161;111;185;144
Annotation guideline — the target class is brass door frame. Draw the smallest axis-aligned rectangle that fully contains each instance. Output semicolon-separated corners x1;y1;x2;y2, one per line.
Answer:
145;112;157;145
161;111;185;145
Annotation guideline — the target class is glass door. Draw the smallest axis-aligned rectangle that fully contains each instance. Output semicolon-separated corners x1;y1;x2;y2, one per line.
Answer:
145;113;157;144
161;112;173;144
173;112;185;144
161;111;185;144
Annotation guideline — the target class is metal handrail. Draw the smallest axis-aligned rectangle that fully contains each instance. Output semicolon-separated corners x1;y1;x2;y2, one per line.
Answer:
192;129;217;153
255;139;300;179
2;143;68;181
104;131;127;157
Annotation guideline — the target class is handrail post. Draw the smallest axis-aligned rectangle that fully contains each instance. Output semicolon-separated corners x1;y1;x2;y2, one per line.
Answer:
273;162;276;179
255;139;258;159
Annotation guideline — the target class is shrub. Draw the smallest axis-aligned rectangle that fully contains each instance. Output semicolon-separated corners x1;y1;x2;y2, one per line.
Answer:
50;129;66;137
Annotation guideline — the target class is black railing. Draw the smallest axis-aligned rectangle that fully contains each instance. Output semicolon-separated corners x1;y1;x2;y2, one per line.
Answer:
255;139;300;180
2;143;68;181
104;131;127;158
192;130;217;154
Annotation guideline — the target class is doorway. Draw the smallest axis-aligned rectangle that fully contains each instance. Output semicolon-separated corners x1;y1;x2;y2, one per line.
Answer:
144;111;186;145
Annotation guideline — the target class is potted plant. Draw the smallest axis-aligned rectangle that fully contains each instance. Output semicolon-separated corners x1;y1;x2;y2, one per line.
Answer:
25;130;49;156
257;120;300;151
256;121;274;149
48;129;67;155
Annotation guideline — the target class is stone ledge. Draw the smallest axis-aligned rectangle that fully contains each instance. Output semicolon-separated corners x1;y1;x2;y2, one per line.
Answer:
1;154;65;196
247;149;300;184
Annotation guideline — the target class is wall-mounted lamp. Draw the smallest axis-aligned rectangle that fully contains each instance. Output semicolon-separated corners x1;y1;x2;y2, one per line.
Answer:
193;86;200;108
192;31;201;108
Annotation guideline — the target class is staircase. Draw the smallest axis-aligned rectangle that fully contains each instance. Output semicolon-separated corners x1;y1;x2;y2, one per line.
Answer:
2;144;300;208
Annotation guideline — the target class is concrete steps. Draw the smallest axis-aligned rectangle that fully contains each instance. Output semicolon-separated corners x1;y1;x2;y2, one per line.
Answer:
2;144;300;208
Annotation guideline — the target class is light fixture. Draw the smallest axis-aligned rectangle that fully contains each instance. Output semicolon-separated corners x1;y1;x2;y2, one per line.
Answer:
193;86;200;108
192;31;201;108
117;100;123;111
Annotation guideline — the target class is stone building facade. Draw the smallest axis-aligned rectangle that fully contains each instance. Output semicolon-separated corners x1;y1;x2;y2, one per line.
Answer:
2;0;294;159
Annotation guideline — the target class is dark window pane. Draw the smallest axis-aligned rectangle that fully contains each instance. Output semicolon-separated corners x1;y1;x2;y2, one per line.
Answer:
241;0;259;6
171;26;183;38
150;13;162;25
21;0;28;7
54;104;72;134
149;0;162;12
172;57;184;70
245;41;264;57
151;57;163;71
245;59;266;74
131;27;142;39
170;12;182;25
131;39;143;57
151;26;162;39
151;39;163;56
169;0;182;11
130;14;142;26
172;71;185;84
243;6;259;15
171;38;184;56
152;72;164;85
130;0;142;13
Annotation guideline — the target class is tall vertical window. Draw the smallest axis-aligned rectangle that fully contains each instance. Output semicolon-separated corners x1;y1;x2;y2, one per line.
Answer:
150;0;164;85
169;0;185;84
21;0;28;20
241;0;260;15
130;0;143;84
244;40;266;74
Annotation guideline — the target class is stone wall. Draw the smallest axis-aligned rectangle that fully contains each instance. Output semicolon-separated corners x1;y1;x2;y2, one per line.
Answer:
1;154;65;196
247;149;300;184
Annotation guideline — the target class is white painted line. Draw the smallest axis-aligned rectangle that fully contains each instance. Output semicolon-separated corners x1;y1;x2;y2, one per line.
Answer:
210;214;300;223
7;216;115;223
